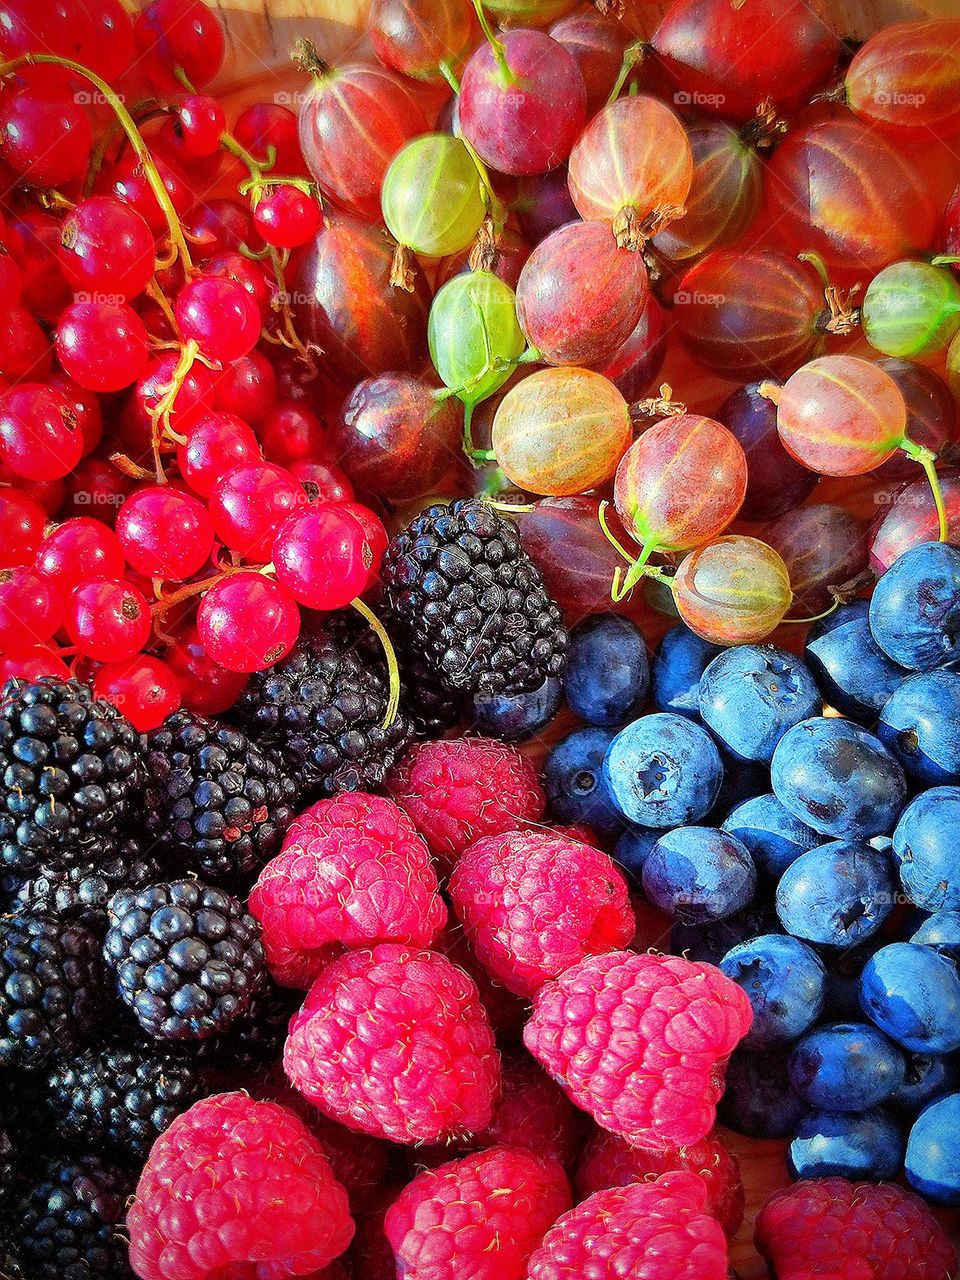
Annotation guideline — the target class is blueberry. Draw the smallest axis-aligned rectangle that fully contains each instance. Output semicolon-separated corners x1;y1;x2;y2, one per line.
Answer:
641;826;756;923
698;644;821;763
911;910;960;958
722;793;820;880
869;541;960;670
892;786;960;912
906;1093;960;1204
473;676;563;743
860;942;960;1053
564;614;649;727
651;624;721;719
612;825;659;881
671;901;780;966
878;670;960;784
718;1047;809;1138
805;601;907;722
603;712;723;827
891;1053;960;1114
543;728;624;839
719;933;826;1048
770;718;907;839
788;1109;903;1180
776;841;896;948
787;1022;906;1112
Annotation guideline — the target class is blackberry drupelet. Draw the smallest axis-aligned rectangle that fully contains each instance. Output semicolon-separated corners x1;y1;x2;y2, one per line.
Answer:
235;614;415;797
7;1155;134;1279
45;1043;204;1162
391;627;468;735
186;981;300;1073
13;841;163;935
0;679;145;875
103;879;267;1042
142;711;298;883
0;912;104;1071
381;499;568;699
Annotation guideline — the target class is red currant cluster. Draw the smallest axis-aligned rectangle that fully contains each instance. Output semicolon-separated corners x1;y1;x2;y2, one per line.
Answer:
0;0;386;730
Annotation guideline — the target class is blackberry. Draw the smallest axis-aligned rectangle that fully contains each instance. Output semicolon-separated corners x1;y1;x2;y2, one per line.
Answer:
45;1043;204;1162
0;1123;13;1219
235;614;415;797
13;841;163;936
381;498;568;699
6;1155;134;1279
390;625;468;735
181;981;300;1075
0;679;145;875
0;912;104;1071
142;711;298;883
103;879;267;1042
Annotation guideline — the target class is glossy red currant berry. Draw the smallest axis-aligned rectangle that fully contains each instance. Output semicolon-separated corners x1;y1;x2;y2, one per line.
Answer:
48;372;103;456
63;455;133;525
116;485;215;581
0;249;22;310
105;147;195;234
164;620;250;713
340;501;388;577
253;185;323;249
57;197;156;301
0;646;70;682
272;505;373;609
208;460;304;560
11;208;72;324
176;94;225;156
233;102;303;174
197;572;300;672
129;355;218;444
0;74;93;187
56;301;149;393
133;0;225;92
175;276;262;363
0;566;63;653
92;653;182;730
0;383;83;481
34;518;126;590
0;488;47;567
213;350;278;424
259;401;331;466
290;459;355;504
64;577;151;661
185;201;261;261
201;251;271;320
0;308;53;382
177;412;261;498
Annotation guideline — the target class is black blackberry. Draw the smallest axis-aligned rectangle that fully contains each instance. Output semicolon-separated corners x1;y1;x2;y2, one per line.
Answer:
6;1155;134;1279
142;711;298;883
13;841;163;936
381;498;568;699
186;981;299;1074
45;1042;204;1162
0;678;145;875
390;624;468;735
0;912;104;1072
235;614;415;797
103;879;267;1042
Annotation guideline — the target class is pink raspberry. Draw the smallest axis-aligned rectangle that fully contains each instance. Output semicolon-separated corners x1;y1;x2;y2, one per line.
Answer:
249;793;446;988
384;1145;572;1280
525;1170;729;1280
434;920;529;1041
127;1091;354;1280
575;1127;745;1237
755;1179;958;1280
473;1051;584;1167
283;944;501;1145
449;829;635;997
387;737;545;871
523;950;753;1148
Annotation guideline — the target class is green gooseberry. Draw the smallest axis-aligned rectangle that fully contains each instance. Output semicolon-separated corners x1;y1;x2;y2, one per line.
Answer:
862;260;960;358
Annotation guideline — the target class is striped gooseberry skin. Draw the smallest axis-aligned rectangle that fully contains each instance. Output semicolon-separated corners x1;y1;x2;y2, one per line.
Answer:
492;367;631;497
653;119;762;262
764;503;870;616
674;536;793;646
381;134;486;259
674;249;824;381
516;220;649;368
846;19;960;138
874;358;957;483
567;96;693;249
484;0;578;25
550;10;631;116
861;261;960;360
368;0;477;82
764;119;937;284
773;354;907;477
613;414;747;554
298;63;430;221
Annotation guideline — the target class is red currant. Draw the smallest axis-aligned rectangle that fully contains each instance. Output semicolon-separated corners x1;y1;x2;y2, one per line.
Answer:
3;472;66;517
35;518;126;590
208;460;304;560
272;505;373;610
10;210;72;323
64;577;151;661
185;201;261;261
56;301;149;393
63;455;133;525
0;488;47;567
259;400;331;466
133;0;225;92
0;308;53;382
0;71;93;187
116;485;215;581
0;249;22;310
164;620;249;713
0;566;63;653
177;411;261;498
176;94;226;157
254;185;323;249
233;102;304;174
128;355;218;446
92;653;182;730
341;501;388;577
213;350;277;424
0;383;84;480
49;372;103;455
175;275;262;363
197;572;300;672
0;645;70;681
104;147;195;235
201;252;271;320
290;459;355;504
0;0;133;82
58;197;156;302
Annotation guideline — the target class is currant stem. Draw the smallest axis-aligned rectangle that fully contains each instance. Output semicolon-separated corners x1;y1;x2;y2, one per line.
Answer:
470;0;516;86
267;246;318;374
901;437;949;542
607;40;646;105
349;598;401;729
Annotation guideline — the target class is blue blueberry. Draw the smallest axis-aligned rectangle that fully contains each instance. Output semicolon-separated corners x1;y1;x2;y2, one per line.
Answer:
564;614;649;727
788;1109;903;1180
719;933;826;1048
878;670;960;784
473;675;564;743
805;601;906;723
698;644;821;763
776;841;896;948
787;1022;906;1112
543;728;624;839
722;792;820;880
905;1093;960;1204
869;540;960;670
651;624;721;719
602;712;723;827
612;825;659;881
770;717;907;839
911;910;960;958
860;942;960;1053
641;826;756;923
718;1047;809;1138
893;787;960;912
891;1053;960;1114
670;901;781;967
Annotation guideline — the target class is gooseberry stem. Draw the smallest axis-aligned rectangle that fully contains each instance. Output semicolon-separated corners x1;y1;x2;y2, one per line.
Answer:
757;380;783;405
901;437;949;542
607;40;646;105
782;599;841;624
470;0;516;86
0;53;194;273
438;60;461;94
597;500;665;601
349;598;400;728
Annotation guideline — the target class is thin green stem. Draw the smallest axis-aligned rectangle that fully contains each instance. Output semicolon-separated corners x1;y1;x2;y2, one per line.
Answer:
349;598;400;728
782;599;841;625
470;0;516;85
798;251;830;289
932;255;960;266
460;134;506;230
607;40;646;105
901;437;949;542
438;60;461;94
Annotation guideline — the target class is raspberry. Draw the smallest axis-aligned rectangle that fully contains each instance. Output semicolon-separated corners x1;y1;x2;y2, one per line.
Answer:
384;1145;572;1280
525;1171;729;1280
127;1091;354;1280
449;829;635;997
284;944;500;1144
249;793;447;987
523;950;754;1148
473;1051;583;1167
755;1179;958;1280
575;1128;745;1237
387;737;545;871
434;921;529;1042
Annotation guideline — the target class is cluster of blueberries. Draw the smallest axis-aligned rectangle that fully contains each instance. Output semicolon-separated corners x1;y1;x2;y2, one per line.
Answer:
543;540;960;1205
